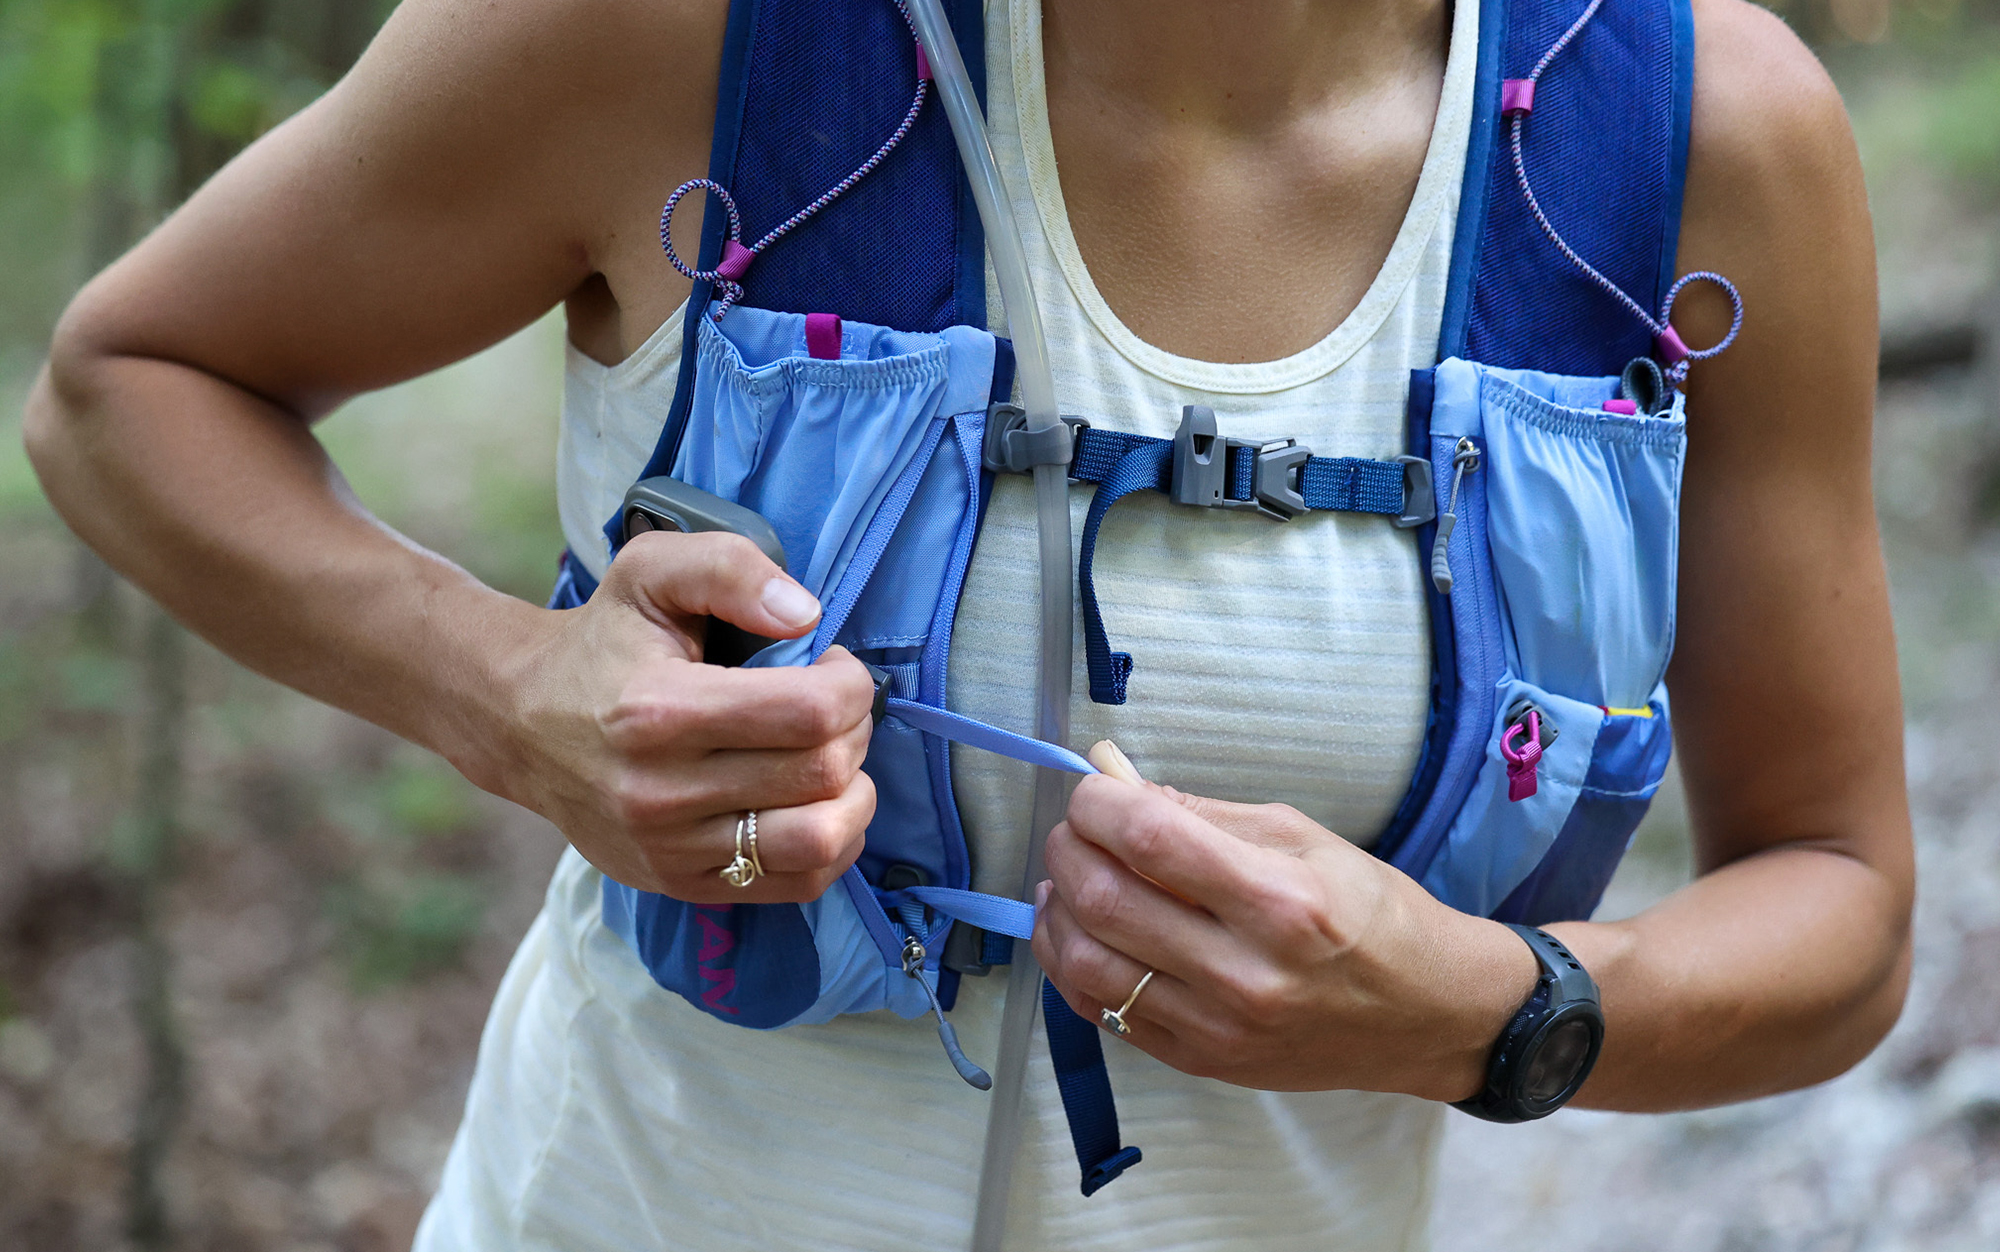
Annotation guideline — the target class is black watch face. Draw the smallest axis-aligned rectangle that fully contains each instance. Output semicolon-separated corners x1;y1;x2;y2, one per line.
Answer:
1522;1016;1595;1105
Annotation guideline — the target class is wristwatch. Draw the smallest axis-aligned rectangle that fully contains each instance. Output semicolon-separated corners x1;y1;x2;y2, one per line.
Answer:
1452;923;1604;1123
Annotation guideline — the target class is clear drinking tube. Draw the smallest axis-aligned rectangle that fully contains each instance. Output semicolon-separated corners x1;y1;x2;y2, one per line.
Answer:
903;3;1071;1248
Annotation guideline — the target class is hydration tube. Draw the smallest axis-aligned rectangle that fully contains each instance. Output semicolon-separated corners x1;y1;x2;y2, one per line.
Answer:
902;3;1073;1248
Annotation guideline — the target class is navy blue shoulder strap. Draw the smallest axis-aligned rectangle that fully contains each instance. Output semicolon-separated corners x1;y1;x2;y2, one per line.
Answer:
1439;0;1694;373
643;0;989;480
1374;0;1693;868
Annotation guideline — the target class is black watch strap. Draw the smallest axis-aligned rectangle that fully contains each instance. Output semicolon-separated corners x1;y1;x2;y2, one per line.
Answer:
1451;924;1604;1124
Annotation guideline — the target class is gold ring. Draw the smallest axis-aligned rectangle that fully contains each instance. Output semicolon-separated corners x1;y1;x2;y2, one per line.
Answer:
720;811;761;888
1100;970;1154;1037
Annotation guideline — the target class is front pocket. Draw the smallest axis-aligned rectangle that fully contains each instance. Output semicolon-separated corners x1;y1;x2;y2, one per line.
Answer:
674;307;998;669
1417;676;1604;917
604;308;1002;1030
1475;369;1686;710
1493;691;1674;924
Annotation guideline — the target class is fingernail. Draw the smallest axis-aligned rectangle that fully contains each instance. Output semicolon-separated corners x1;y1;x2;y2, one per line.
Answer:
1035;880;1052;909
760;578;820;629
1088;739;1144;784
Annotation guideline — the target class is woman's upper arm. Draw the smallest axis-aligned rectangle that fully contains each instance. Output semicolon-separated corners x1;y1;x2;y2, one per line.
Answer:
1669;0;1910;898
51;0;722;415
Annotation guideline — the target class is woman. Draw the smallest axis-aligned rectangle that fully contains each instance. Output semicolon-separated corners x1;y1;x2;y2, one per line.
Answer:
25;0;1909;1248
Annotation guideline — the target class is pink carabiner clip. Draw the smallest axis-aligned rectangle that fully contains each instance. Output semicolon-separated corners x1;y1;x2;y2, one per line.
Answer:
1501;711;1543;802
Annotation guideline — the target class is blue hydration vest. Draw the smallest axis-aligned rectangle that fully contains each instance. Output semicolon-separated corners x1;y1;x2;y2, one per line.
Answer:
548;0;1697;1198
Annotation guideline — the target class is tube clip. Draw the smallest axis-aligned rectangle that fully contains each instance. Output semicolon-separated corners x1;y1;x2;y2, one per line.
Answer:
982;403;1086;473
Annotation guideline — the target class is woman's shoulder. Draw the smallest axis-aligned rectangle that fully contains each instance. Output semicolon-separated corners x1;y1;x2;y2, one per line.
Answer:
348;0;727;157
1685;0;1859;239
1672;0;1871;374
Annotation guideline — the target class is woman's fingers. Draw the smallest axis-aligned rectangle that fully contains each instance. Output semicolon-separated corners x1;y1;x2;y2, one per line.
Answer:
1035;890;1192;1046
606;648;877;754
1087;739;1147;785
1042;817;1233;985
628;768;876;904
669;713;876;809
1064;774;1298;930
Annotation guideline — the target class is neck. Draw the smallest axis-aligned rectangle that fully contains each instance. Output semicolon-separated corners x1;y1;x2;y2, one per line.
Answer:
1043;0;1449;131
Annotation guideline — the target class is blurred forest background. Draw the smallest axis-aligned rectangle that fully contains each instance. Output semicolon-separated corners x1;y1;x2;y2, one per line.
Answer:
0;0;1997;1248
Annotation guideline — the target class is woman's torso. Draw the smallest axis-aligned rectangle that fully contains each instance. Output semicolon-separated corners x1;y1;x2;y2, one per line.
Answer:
426;0;1479;1246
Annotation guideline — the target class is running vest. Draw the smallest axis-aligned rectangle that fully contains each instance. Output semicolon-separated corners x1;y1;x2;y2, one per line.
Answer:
546;0;1733;1202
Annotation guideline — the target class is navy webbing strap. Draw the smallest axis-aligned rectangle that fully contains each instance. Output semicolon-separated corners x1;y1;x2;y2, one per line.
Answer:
1069;426;1409;705
1068;427;1407;513
1077;440;1172;703
1041;978;1144;1196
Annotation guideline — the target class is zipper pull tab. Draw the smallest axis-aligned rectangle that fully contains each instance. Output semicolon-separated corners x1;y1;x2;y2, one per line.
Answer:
1501;707;1544;802
1430;438;1480;596
904;937;993;1090
1429;515;1458;594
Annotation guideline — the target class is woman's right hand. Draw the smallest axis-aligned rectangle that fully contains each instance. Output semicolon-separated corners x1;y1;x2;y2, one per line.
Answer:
475;528;880;904
22;0;871;907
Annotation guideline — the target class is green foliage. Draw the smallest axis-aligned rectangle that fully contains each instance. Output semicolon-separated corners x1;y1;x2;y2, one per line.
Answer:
0;635;36;741
323;748;482;848
57;646;132;712
376;754;479;839
185;56;268;142
326;870;486;992
0;389;52;522
0;0;384;339
1923;51;2000;188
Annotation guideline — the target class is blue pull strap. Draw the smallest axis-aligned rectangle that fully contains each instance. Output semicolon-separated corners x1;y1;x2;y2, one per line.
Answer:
901;886;1036;939
1042;978;1144;1196
884;697;1098;776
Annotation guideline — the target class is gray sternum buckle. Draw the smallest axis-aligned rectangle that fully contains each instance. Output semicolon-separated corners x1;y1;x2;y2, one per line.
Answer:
1171;405;1310;521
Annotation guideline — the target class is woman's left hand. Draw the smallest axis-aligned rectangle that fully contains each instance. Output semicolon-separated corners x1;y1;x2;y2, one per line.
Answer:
1033;743;1539;1099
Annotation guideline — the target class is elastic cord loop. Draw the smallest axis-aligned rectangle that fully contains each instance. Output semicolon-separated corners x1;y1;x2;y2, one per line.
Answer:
1656;270;1745;385
658;179;749;317
1505;0;1745;389
658;3;933;322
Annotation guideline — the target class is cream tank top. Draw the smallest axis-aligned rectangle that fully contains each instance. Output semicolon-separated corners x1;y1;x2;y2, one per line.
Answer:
416;1;1476;1248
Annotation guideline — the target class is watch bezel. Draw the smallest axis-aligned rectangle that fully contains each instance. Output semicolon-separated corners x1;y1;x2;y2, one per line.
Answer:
1501;997;1604;1119
1451;924;1606;1124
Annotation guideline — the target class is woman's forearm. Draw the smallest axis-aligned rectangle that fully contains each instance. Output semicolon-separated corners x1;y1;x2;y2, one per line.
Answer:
1555;842;1911;1112
25;343;544;779
26;333;883;906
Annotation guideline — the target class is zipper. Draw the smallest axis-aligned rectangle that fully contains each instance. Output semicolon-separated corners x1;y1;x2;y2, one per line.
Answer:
1429;437;1481;595
904;935;992;1089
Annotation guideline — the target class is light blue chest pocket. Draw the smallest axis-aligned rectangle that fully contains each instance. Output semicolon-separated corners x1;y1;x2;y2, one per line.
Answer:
676;309;998;669
601;306;1005;1029
1420;360;1682;920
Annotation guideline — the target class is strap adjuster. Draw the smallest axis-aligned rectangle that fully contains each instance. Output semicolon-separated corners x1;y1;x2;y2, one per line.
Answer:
1393;454;1436;528
1170;405;1310;521
982;403;1088;474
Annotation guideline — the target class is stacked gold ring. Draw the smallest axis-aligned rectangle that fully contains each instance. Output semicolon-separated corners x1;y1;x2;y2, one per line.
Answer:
719;810;763;888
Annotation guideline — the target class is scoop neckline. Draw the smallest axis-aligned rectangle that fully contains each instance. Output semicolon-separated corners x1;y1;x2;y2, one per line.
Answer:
1005;0;1475;395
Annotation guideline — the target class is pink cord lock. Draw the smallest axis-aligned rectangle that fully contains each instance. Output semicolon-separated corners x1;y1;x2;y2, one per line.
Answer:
715;240;757;283
1502;711;1543;802
1501;78;1536;116
915;41;932;82
1654;323;1690;367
